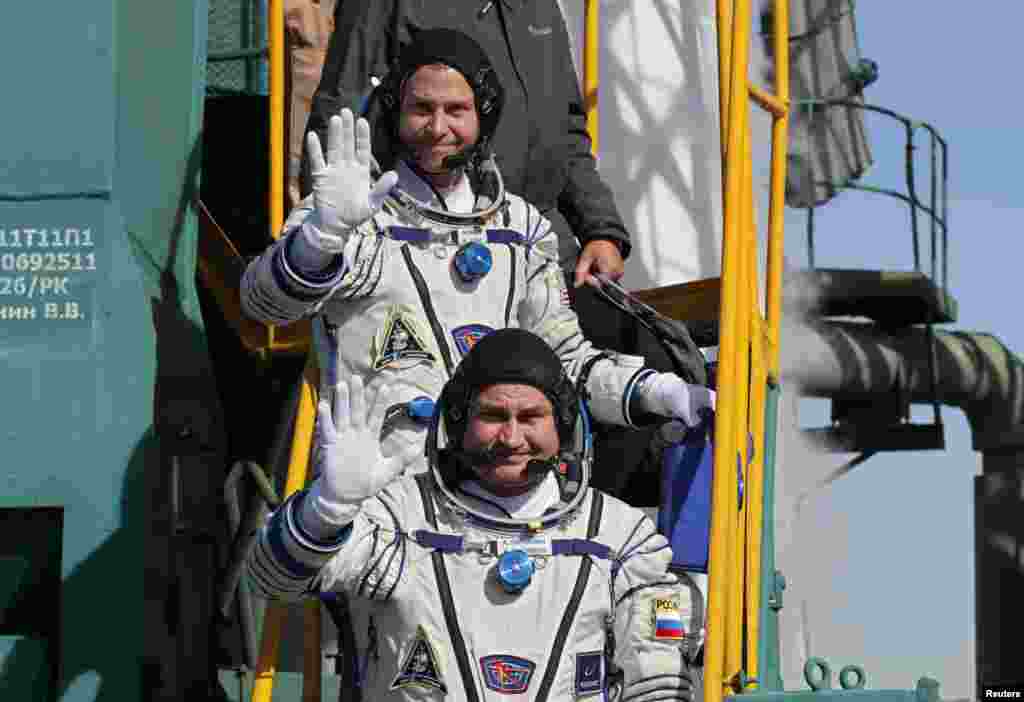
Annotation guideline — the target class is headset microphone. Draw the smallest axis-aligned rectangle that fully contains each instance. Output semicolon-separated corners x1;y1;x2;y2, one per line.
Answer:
441;149;471;170
525;458;556;479
449;451;554;488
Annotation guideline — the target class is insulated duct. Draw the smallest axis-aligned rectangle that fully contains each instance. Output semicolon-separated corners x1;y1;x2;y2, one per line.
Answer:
782;318;1024;695
783;320;1024;447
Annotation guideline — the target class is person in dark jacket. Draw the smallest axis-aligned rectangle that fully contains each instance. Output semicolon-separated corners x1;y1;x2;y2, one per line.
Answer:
302;0;628;289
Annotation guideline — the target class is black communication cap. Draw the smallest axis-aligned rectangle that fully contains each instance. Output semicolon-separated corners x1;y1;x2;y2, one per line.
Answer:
440;329;578;447
391;28;504;129
371;28;505;172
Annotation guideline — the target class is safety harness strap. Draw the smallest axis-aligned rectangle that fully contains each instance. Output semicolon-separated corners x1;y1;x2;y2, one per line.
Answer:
535;489;604;702
389;225;522;245
412;530;613;560
414;474;480;702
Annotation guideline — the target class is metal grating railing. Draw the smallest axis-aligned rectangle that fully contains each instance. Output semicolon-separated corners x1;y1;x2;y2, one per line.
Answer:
207;0;268;95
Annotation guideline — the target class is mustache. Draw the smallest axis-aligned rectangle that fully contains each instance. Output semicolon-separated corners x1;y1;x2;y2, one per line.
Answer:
409;131;463;148
462;444;532;466
448;446;557;486
399;138;472;173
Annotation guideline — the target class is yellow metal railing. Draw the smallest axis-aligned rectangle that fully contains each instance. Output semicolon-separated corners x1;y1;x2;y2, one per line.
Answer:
194;0;310;359
269;0;285;239
251;358;322;702
196;201;311;357
250;3;324;701
704;0;789;701
244;1;789;700
584;0;600;154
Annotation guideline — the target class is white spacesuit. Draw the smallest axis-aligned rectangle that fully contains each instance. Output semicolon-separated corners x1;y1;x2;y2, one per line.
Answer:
242;157;661;459
244;32;708;696
240;26;713;461
247;328;697;702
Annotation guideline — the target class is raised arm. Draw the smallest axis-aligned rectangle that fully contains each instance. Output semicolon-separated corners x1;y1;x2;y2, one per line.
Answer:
302;0;414;195
245;375;421;601
241;109;397;324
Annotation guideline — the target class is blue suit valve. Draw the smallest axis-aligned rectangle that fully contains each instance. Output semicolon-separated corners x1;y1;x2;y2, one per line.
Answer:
496;549;534;593
406;396;436;424
454;242;493;282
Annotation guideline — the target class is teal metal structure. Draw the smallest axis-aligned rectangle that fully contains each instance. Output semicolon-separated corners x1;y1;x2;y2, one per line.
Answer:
0;1;224;700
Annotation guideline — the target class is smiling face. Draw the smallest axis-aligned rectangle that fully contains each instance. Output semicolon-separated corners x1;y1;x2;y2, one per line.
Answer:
396;64;480;188
461;383;561;497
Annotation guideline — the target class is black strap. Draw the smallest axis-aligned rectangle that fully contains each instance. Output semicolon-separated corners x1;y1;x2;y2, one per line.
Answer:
401;245;455;377
587;491;604;540
503;243;517;327
414;474;480;702
534;489;604;702
669;566;705;662
576;352;612;402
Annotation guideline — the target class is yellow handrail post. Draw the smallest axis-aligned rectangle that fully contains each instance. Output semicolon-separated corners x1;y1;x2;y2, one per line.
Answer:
707;0;789;696
727;120;755;684
765;0;791;377
269;0;285;240
251;359;320;702
705;1;745;694
716;0;735;154
584;0;600;155
744;254;769;690
266;0;286;354
706;0;756;698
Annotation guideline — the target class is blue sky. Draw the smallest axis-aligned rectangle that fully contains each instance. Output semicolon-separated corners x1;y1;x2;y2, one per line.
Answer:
780;4;1024;698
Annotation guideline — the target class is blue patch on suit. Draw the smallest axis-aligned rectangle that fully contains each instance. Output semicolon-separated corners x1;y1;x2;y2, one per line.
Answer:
479;654;536;694
451;324;495;356
575;651;604;697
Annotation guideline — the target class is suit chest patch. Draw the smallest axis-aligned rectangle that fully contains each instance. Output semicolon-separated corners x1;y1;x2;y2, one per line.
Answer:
574;651;604;697
372;305;437;371
479;654;536;694
390;625;446;693
451;323;496;356
652;597;685;640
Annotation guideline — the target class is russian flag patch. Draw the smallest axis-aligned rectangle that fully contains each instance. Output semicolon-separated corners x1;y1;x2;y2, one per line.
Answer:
652;597;685;640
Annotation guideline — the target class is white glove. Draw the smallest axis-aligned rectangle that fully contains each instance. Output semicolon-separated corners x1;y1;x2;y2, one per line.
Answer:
637;373;716;428
305;108;399;241
299;376;421;539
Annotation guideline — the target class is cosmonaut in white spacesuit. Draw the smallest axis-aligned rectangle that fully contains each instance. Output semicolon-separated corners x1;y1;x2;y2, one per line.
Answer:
239;28;715;460
247;327;697;701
